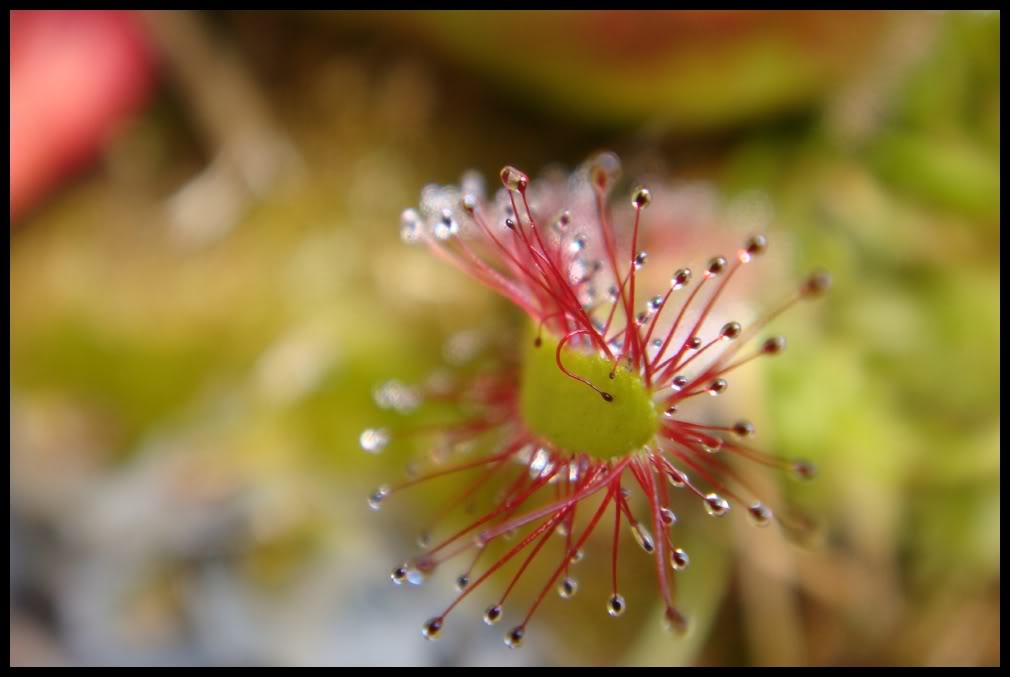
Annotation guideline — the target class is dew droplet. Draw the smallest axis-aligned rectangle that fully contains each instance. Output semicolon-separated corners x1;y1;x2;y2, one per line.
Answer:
558;577;578;599
433;209;459;240
664;406;678;418
461;193;478;214
664;607;690;636
647;295;664;313
687;336;703;350
569;258;589;284
461;170;485;201
505;626;525;649
529;447;555;479
359;428;390;454
634;251;648;269
747;502;773;527
632;186;652;208
733;420;756;437
367;485;390;511
558;210;571;228
660;507;677;526
704;493;731;517
400;208;422;243
707;378;728;396
607;593;627;617
762;336;787;355
391;565;408;585
568;235;587;254
416;531;431;549
668;469;687;488
589;151;621;190
405;564;427;586
632;523;655;554
500;166;528;191
607;285;620;302
455;574;470;591
373;380;420;413
702;437;724;454
483;605;503;625
707;256;728;276
720;321;742;340
743;234;768;259
570;549;585;564
421;616;443;640
671;268;692;290
670;547;690;571
802;270;832;298
671;376;688;391
790;460;818;481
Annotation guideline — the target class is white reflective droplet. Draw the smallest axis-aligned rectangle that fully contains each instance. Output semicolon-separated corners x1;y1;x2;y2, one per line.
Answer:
360;428;390;454
529;448;555;479
400;208;422;243
704;493;730;517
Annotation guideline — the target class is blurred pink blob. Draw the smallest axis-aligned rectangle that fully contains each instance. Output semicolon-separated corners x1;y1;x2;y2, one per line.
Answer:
10;10;156;223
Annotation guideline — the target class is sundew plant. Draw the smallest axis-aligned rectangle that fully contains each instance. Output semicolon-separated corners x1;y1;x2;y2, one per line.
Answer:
363;152;829;649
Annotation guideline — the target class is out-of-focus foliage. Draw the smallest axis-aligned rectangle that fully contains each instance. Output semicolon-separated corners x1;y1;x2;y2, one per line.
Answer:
366;10;889;131
10;10;999;667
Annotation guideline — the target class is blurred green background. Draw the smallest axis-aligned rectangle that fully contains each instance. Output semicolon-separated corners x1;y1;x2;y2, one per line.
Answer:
10;10;999;667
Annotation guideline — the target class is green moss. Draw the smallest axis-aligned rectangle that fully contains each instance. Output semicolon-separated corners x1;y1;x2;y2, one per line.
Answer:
519;330;658;458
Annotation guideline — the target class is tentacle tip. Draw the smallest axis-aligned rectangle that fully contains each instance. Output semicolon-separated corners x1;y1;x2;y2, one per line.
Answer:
421;616;444;640
802;270;832;298
504;625;526;648
664;607;690;636
500;166;529;191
